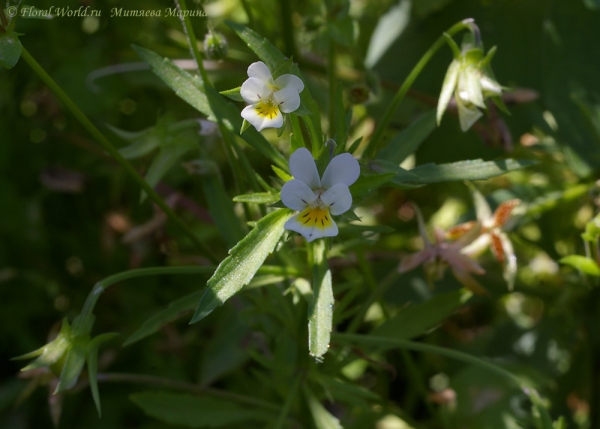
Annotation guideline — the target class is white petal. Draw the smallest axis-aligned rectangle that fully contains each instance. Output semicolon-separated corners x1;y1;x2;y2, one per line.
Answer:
273;87;301;114
240;77;271;104
458;67;485;108
241;105;283;132
320;183;352;215
289;148;321;189
285;212;338;242
247;61;274;84
275;74;304;93
321;153;360;189
456;96;483;132
280;179;318;211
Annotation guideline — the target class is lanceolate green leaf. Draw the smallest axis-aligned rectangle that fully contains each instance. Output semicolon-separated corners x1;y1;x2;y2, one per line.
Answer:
233;192;280;204
190;209;293;324
370;158;537;187
130;392;270;427
132;45;288;170
377;110;437;164
371;289;472;341
308;240;334;360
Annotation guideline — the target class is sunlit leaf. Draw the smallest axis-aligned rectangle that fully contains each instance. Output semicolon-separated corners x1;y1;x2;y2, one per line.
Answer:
560;255;600;276
190;209;293;324
308;239;334;360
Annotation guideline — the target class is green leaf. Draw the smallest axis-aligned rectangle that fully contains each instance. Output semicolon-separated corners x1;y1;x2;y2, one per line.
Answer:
393;159;537;185
190;209;293;324
87;332;119;415
365;0;411;68
583;0;600;9
125;290;203;346
272;165;293;181
304;386;343;429
141;137;197;203
200;169;247;249
371;289;472;341
559;255;600;276
332;83;348;147
130;392;270;427
328;17;355;47
220;86;244;102
0;33;22;69
133;45;288;170
377;110;437;164
309;240;334;360
240;118;251;134
233;192;280;204
349;172;398;198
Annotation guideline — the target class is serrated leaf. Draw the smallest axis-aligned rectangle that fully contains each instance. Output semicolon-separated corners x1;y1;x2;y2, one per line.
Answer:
220;86;244;102
190;209;293;324
0;33;22;69
378;110;437;164
233;192;280;204
560;255;600;276
407;159;537;184
304;386;343;429
309;240;334;360
130;392;270;427
133;46;288;170
371;289;472;342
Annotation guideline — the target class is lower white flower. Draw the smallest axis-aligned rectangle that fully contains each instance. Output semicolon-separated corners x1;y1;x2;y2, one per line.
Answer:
281;148;360;242
240;61;304;132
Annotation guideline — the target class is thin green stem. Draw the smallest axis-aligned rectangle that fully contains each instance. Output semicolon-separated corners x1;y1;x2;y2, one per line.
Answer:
96;372;281;412
400;350;438;420
327;40;336;134
273;373;302;429
76;266;216;332
363;19;474;158
279;0;297;59
333;333;525;389
175;0;210;85
290;114;306;151
20;47;216;261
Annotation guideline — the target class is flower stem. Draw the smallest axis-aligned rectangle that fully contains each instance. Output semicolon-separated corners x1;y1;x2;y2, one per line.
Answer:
96;372;281;412
279;0;297;59
362;19;475;158
327;39;336;134
175;0;210;85
76;266;216;332
20;46;216;261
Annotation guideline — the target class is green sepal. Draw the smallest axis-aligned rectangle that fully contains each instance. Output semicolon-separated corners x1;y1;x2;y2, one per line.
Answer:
240;119;251;135
220;86;244;102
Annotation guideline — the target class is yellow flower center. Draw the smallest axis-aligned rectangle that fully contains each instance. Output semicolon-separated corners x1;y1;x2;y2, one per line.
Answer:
254;98;280;119
298;206;333;230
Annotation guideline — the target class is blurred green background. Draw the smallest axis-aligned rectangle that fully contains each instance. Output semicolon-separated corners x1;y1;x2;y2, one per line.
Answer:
2;0;600;427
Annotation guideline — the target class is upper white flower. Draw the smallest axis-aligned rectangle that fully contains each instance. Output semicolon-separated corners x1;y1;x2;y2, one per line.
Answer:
240;61;304;132
281;148;360;242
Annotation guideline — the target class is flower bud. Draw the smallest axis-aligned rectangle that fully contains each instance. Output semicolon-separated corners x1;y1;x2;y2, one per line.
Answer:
203;31;228;61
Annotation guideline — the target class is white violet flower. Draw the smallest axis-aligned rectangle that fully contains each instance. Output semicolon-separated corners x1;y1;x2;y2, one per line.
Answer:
281;148;360;242
240;61;304;132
